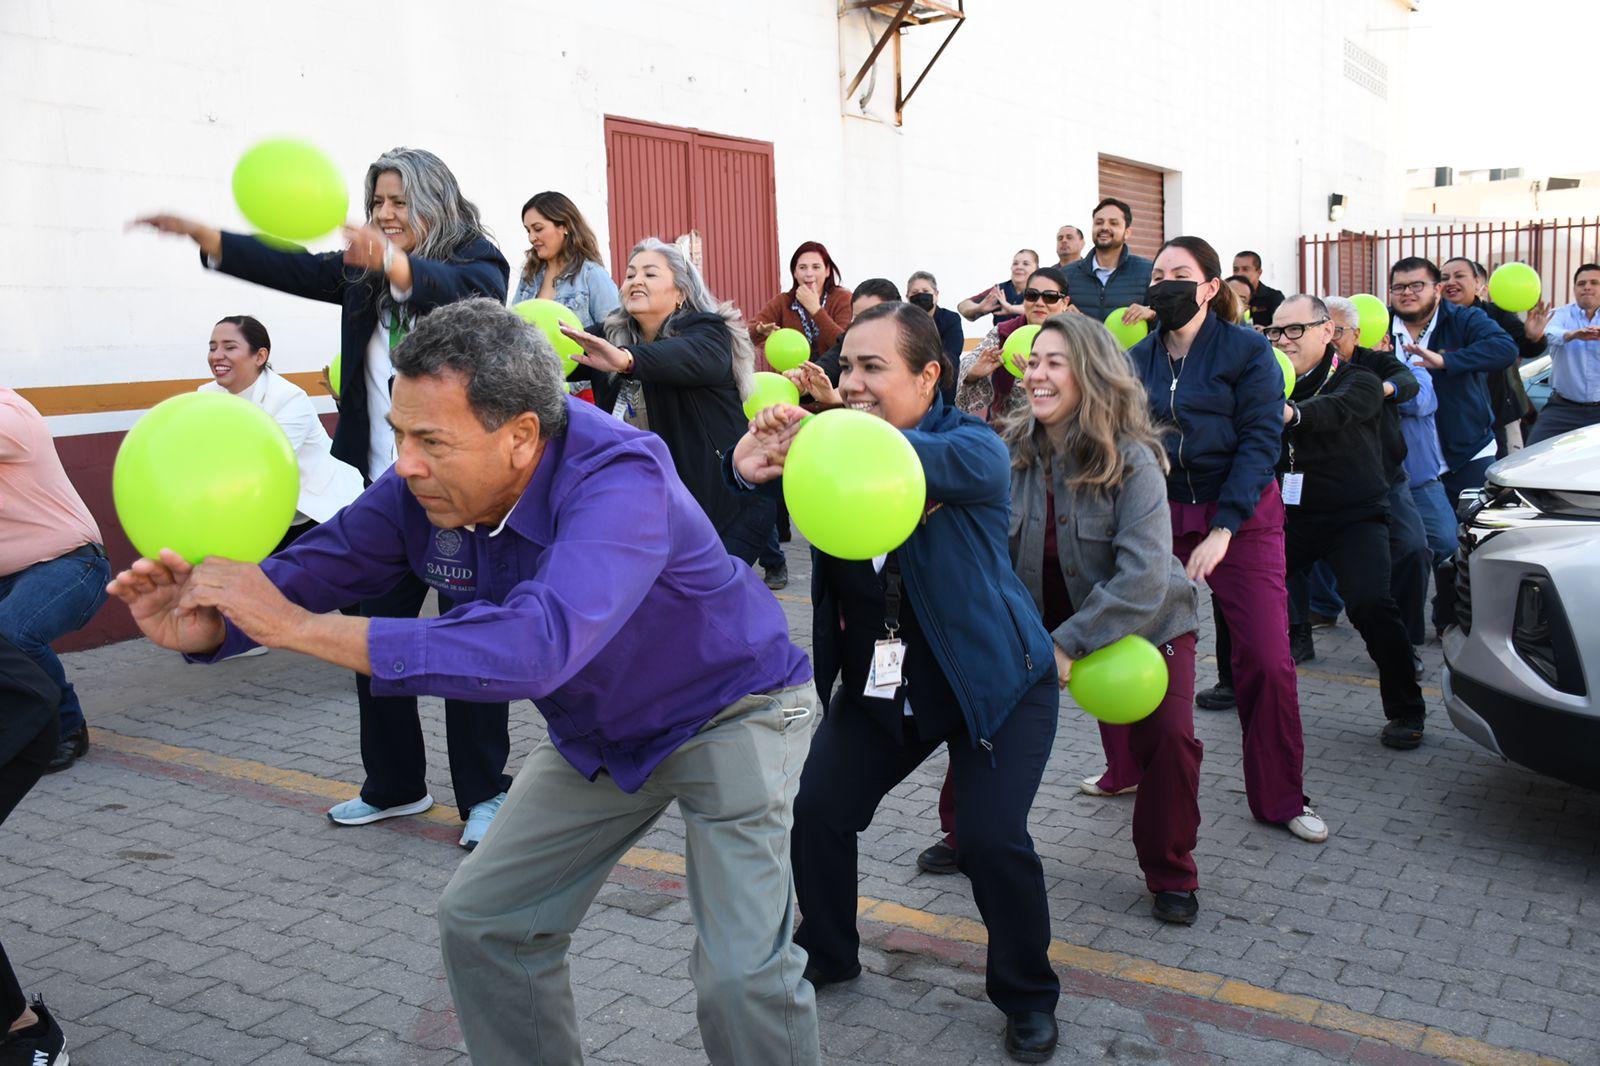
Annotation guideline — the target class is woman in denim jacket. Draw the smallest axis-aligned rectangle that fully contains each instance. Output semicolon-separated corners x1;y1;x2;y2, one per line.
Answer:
511;191;620;327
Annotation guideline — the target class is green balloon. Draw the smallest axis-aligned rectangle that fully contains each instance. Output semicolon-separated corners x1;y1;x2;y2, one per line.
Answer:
1275;348;1295;398
1103;308;1150;350
231;138;347;243
765;328;811;372
513;298;583;378
1489;262;1541;314
1067;634;1169;725
783;409;926;560
113;392;299;565
1350;293;1388;348
744;371;800;420
329;351;343;399
1000;324;1040;378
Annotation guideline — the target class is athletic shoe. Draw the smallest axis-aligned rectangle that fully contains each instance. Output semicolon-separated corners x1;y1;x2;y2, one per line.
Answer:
915;838;960;875
1195;683;1235;711
1079;774;1137;797
1286;806;1329;843
326;794;434;826
1380;718;1425;750
459;792;507;851
1;997;68;1065
763;562;789;591
1152;891;1199;925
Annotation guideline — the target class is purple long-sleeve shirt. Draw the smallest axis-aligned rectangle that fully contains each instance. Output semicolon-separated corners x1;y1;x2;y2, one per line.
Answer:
197;398;810;792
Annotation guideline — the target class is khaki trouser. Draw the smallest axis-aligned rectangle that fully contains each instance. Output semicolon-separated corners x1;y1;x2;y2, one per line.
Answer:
438;685;821;1065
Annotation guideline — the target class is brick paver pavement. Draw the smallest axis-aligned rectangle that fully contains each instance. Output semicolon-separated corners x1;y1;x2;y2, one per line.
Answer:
3;541;1596;1064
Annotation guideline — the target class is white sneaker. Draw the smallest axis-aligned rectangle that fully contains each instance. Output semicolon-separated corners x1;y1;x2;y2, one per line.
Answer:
1079;774;1138;797
326;794;434;826
1286;806;1329;843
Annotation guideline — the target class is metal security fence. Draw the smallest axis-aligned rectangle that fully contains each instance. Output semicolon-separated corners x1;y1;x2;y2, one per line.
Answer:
1299;218;1600;306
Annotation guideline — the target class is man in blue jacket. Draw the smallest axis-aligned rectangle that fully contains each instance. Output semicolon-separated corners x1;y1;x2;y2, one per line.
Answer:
106;299;822;1066
1063;198;1155;323
1386;256;1517;507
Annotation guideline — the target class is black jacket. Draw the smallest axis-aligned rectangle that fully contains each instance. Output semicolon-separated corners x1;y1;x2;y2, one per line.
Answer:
1277;346;1387;517
1249;283;1286;327
1476;299;1540;426
211;231;510;473
1348;345;1418;482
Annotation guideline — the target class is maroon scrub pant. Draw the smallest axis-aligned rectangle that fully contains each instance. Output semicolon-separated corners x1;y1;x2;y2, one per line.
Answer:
1096;484;1306;825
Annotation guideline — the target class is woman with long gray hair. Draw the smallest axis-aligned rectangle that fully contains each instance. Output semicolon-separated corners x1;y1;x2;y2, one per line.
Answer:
134;147;518;851
560;237;771;563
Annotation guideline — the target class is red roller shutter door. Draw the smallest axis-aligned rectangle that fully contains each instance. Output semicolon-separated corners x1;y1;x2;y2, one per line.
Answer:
1098;156;1165;261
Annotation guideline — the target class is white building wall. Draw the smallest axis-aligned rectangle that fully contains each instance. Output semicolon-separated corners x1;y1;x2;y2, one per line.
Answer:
2;0;1414;413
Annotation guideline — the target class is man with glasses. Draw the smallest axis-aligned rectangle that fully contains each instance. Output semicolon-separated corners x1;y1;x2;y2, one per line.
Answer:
1270;295;1429;749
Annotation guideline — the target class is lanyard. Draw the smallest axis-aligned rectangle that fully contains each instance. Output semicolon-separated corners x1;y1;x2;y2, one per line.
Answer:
388;318;408;351
1287;354;1339;472
881;553;903;638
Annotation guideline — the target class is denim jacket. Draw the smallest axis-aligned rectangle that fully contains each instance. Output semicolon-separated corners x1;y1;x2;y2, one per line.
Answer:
512;258;621;329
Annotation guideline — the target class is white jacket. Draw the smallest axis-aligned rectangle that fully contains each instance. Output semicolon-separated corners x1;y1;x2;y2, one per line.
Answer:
198;368;364;524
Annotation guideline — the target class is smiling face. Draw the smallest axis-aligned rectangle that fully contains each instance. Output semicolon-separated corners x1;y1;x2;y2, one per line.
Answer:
1022;327;1081;428
1440;260;1479;307
1010;250;1039;288
1272;297;1334;374
794;251;827;291
523;206;567;265
1022;274;1067;324
207;322;268;394
1091;205;1128;253
370;170;417;252
838;317;939;430
1390;266;1439;321
622;250;684;324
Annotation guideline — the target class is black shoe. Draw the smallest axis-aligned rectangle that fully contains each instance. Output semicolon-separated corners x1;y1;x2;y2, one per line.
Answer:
1380;717;1425;750
1;997;68;1064
1004;1010;1058;1062
801;960;861;989
1195;683;1235;711
915;839;960;875
1308;611;1339;629
1413;649;1426;682
763;562;789;591
43;727;88;775
1289;623;1315;664
1152;890;1199;925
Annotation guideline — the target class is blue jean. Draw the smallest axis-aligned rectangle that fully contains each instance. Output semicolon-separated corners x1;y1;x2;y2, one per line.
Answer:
0;545;111;735
1288;563;1343;624
1411;479;1458;630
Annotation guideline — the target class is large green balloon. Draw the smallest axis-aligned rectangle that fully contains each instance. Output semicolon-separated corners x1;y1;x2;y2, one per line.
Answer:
1489;262;1541;314
743;372;800;420
328;351;343;399
513;299;582;378
1103;308;1150;350
1000;324;1040;378
113;392;299;565
765;328;811;372
1275;348;1295;398
231;138;347;243
783;409;926;560
1067;634;1169;725
1350;293;1389;348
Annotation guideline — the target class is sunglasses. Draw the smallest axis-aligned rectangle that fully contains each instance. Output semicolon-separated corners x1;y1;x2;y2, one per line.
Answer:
1022;289;1067;304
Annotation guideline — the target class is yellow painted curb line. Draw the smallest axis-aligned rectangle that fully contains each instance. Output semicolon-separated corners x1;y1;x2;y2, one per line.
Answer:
91;728;1564;1066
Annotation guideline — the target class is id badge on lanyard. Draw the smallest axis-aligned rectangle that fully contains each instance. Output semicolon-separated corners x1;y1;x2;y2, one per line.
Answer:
864;555;907;699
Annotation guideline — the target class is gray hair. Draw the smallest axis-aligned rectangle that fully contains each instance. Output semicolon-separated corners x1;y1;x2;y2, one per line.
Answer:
1324;295;1359;328
1283;293;1330;319
364;147;490;324
390;298;568;437
603;238;754;400
907;270;938;291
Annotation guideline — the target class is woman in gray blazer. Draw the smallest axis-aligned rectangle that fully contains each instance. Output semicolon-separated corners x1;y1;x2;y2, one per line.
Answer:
1003;313;1206;925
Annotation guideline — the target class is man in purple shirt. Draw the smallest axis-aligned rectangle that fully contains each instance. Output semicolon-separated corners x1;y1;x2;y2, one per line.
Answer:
107;299;821;1065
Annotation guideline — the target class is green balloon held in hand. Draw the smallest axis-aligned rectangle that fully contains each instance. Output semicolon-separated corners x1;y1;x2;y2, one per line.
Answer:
113;393;300;565
744;372;800;420
1067;635;1169;725
1275;348;1295;398
513;299;583;378
1488;262;1541;314
1103;308;1150;350
765;328;811;372
1350;293;1388;348
782;409;926;560
1001;324;1040;378
231;138;347;243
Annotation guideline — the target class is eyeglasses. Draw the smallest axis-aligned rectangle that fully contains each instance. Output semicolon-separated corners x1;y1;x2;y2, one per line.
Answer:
1389;281;1432;295
1262;319;1328;342
1022;289;1067;304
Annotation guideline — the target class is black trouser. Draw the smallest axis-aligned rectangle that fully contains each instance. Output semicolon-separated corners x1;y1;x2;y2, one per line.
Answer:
1;635;61;1026
793;679;1060;1015
356;571;511;819
716;496;779;567
1286;512;1426;722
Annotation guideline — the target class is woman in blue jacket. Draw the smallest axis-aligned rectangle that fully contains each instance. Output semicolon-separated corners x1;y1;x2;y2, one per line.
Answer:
133;147;516;850
729;302;1061;1063
1122;236;1325;844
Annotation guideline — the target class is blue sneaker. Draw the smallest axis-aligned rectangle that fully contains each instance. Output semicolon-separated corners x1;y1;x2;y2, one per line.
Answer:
460;792;507;851
326;794;433;826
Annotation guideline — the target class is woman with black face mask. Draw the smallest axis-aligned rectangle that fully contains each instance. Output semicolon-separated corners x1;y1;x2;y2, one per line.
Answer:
1116;236;1325;846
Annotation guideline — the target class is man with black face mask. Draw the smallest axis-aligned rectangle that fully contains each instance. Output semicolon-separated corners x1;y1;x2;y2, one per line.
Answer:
906;271;966;365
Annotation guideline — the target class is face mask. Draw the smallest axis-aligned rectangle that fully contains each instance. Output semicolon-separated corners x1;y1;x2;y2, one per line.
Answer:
1145;280;1202;332
908;292;936;311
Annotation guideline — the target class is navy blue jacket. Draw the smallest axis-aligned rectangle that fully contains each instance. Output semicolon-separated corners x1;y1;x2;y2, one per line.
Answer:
1401;299;1517;470
210;231;510;473
933;306;965;361
1128;312;1283;533
728;397;1054;747
1063;246;1155;322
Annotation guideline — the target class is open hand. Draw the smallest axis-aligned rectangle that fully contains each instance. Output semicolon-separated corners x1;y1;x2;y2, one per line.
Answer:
785;362;841;405
106;549;227;654
559;324;633;373
732;404;808;484
1185;528;1232;583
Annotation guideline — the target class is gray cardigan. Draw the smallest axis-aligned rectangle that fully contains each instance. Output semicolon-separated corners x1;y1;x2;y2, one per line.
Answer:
1009;436;1199;660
